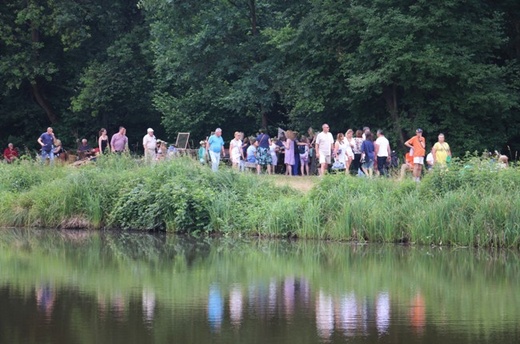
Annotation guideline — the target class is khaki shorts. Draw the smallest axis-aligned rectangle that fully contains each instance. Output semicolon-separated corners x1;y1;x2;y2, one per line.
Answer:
413;157;424;165
319;154;331;164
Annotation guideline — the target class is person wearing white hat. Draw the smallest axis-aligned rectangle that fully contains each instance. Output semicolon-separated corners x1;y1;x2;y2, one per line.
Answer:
143;128;157;163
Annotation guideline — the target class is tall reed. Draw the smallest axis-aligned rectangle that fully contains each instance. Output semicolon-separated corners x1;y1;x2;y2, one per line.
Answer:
0;154;518;248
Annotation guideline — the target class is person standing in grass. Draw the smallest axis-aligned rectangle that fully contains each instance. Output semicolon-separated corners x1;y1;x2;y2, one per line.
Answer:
98;128;110;154
360;132;375;177
256;129;272;174
375;129;392;177
269;139;279;173
299;136;310;176
229;132;243;170
37;127;55;164
206;128;225;172
315;123;334;176
345;129;356;173
405;128;426;182
143;128;157;163
284;130;296;176
351;129;364;175
333;133;348;174
432;133;451;167
111;126;128;153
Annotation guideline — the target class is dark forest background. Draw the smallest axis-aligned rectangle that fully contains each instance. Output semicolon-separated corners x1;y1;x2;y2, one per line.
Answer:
1;0;519;157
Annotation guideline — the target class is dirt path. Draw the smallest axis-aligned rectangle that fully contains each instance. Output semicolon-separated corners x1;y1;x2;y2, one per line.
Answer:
265;175;318;193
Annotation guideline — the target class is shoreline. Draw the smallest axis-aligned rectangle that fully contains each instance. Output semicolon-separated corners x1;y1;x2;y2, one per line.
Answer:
0;155;518;248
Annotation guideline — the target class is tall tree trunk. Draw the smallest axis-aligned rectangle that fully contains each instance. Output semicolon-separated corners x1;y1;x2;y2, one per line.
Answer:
31;80;58;124
248;0;257;36
31;24;58;124
383;84;404;148
515;20;520;59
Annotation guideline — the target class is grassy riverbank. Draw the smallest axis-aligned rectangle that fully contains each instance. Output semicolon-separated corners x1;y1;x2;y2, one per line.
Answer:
0;154;518;248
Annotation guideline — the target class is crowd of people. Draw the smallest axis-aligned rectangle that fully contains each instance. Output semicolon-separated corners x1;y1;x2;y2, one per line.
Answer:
201;124;457;181
23;126;177;164
3;124;510;180
34;126;130;164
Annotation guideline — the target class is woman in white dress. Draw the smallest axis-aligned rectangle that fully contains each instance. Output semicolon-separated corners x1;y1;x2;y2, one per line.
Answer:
229;131;243;170
344;129;355;172
333;133;350;175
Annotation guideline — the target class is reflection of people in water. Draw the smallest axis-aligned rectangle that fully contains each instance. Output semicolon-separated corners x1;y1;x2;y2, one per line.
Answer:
97;295;108;320
316;290;334;340
142;288;156;325
339;292;358;336
410;292;426;335
376;292;390;335
36;284;56;322
268;279;277;316
112;292;127;322
208;284;223;332
229;284;243;327
284;277;295;319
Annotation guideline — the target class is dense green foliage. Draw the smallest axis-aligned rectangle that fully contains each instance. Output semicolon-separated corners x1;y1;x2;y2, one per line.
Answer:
1;0;520;156
0;155;518;248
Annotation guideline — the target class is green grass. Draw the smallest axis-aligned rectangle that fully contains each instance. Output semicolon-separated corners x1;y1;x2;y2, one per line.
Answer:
0;154;519;248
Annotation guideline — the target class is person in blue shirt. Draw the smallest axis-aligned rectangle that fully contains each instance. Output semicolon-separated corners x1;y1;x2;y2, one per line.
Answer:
360;131;375;177
206;128;225;172
198;140;206;164
37;127;56;164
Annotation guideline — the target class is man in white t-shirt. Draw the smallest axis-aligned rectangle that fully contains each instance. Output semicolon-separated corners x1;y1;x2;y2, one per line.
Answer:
374;129;391;176
315;123;334;176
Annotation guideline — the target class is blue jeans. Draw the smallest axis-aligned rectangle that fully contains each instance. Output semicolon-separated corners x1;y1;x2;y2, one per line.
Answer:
209;150;221;172
41;150;54;163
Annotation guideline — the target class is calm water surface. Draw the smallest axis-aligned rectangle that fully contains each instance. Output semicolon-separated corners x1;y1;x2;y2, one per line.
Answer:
0;229;519;344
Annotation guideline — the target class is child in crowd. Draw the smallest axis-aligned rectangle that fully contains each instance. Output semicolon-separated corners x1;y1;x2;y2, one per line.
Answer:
198;140;206;164
299;136;310;176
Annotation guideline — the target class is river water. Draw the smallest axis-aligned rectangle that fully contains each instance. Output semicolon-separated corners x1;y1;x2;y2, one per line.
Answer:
0;229;518;344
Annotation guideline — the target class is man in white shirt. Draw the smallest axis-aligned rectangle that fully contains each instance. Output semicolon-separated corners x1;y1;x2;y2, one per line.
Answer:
315;123;334;176
375;129;391;176
143;128;157;163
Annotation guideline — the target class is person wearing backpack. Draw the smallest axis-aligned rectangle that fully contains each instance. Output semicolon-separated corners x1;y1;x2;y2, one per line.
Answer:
256;129;272;174
298;136;310;176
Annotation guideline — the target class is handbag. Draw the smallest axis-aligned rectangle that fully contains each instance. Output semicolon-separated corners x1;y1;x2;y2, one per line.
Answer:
331;159;345;170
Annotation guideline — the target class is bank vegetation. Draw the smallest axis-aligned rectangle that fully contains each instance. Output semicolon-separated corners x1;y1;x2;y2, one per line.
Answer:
0;154;518;248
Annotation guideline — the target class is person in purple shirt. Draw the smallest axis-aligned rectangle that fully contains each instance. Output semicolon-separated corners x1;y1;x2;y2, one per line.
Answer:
110;126;128;153
255;129;272;174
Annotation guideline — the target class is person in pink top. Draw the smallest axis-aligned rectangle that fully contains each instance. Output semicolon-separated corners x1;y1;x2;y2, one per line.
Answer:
110;126;128;153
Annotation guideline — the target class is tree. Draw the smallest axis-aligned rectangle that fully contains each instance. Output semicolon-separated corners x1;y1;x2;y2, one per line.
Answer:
140;0;294;140
0;0;159;151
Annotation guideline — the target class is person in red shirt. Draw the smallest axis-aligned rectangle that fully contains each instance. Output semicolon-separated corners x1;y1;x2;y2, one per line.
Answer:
405;129;426;182
3;143;18;163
